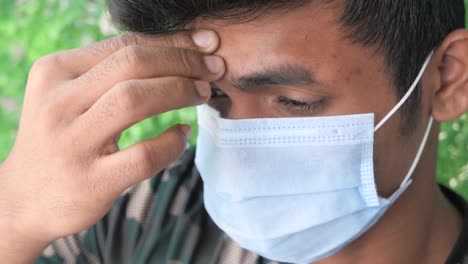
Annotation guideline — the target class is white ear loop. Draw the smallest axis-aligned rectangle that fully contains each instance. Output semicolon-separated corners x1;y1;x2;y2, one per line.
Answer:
399;116;434;187
374;51;434;132
373;51;435;188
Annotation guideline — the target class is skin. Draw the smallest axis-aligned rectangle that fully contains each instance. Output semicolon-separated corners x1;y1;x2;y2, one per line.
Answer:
189;1;468;263
0;1;467;264
0;31;226;262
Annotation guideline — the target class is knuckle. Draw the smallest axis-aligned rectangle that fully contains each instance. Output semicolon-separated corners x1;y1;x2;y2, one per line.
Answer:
174;49;195;75
119;33;140;47
119;45;146;70
115;80;141;112
101;33;139;53
146;78;186;105
150;79;172;99
135;143;157;175
120;79;140;92
167;31;193;48
171;77;191;95
30;54;60;80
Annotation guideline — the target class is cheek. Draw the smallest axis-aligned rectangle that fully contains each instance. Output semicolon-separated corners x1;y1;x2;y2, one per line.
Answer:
372;116;418;198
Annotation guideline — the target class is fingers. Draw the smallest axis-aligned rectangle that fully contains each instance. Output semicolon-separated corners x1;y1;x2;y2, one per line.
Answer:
67;46;224;113
97;124;191;194
53;30;220;78
75;77;210;144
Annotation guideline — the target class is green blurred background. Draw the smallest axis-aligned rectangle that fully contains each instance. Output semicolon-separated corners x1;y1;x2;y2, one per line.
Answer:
0;0;467;197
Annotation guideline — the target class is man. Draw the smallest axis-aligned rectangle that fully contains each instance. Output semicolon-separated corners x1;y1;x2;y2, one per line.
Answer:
0;0;467;263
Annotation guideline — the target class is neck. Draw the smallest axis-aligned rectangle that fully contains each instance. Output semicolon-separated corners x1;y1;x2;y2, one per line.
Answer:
316;138;463;264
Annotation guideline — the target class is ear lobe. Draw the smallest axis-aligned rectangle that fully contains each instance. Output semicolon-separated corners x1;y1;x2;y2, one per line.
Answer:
432;30;468;122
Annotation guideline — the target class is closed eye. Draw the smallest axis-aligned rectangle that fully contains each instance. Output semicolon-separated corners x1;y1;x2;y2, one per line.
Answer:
277;96;326;114
209;84;326;116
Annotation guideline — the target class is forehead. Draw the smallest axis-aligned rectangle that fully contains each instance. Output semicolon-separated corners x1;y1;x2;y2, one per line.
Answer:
188;1;385;87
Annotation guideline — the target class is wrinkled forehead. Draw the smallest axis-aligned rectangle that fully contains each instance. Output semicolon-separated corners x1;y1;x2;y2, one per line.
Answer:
186;1;384;86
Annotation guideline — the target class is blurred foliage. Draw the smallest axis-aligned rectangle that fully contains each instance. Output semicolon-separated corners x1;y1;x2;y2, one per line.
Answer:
0;0;467;198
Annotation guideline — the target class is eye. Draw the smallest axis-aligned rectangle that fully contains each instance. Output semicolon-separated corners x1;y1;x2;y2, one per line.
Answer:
211;87;227;98
277;96;326;114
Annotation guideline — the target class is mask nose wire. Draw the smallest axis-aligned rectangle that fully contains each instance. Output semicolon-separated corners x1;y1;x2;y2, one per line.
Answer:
374;51;434;133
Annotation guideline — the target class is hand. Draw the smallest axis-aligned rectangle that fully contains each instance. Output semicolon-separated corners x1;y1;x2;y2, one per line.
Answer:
0;29;224;251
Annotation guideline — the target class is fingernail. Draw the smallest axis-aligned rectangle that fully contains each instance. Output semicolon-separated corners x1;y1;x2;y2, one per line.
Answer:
192;30;216;48
204;55;224;73
194;81;211;98
179;125;192;141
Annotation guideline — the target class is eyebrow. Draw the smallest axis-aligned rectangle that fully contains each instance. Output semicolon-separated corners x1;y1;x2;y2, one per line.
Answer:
229;63;316;91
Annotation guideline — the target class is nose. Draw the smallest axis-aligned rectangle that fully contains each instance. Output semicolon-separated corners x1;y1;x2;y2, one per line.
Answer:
224;103;259;119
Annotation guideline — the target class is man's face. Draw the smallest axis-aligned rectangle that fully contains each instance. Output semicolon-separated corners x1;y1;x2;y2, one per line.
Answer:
189;1;435;197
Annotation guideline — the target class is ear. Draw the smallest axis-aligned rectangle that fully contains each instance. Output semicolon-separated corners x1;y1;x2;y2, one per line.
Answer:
432;29;468;122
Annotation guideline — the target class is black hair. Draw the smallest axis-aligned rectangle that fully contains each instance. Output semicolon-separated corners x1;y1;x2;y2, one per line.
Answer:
107;0;465;129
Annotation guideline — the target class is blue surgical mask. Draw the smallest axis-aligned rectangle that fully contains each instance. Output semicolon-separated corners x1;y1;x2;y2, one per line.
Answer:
195;52;434;264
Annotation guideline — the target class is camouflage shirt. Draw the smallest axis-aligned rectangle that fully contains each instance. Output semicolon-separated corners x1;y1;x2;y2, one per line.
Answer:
35;148;468;264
